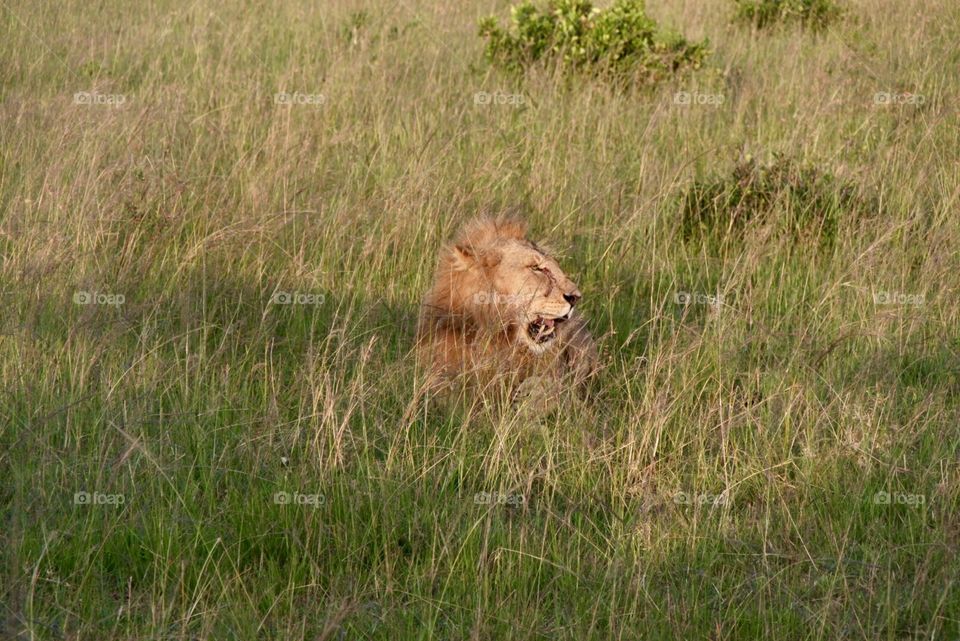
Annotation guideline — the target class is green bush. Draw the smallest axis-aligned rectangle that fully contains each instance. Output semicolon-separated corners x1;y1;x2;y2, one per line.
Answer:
733;0;842;30
679;154;875;247
479;0;708;82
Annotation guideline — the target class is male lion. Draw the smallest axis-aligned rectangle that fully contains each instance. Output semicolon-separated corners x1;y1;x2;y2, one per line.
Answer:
416;216;597;407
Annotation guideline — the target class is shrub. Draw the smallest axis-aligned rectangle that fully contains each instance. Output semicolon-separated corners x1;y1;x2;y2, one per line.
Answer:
679;154;875;248
733;0;842;30
479;0;708;82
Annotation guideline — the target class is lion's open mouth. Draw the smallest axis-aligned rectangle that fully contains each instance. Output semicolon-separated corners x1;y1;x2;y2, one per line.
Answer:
527;316;565;344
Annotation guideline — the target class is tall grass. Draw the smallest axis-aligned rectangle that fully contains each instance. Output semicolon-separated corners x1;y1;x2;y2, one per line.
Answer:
1;0;959;638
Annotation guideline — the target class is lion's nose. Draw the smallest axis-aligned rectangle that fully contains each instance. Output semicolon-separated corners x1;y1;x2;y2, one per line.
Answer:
563;290;581;306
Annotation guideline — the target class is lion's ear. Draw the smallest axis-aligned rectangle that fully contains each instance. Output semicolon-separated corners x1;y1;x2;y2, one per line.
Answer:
450;244;501;271
450;244;477;271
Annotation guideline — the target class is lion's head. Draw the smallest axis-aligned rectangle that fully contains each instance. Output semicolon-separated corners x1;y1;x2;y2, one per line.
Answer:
421;217;583;354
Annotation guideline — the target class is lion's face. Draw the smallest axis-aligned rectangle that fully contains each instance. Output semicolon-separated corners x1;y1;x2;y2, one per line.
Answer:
480;239;583;353
418;216;597;401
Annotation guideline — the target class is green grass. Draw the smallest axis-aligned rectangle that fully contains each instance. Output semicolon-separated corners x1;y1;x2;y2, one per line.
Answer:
2;0;959;638
479;0;708;81
677;153;878;249
733;0;843;30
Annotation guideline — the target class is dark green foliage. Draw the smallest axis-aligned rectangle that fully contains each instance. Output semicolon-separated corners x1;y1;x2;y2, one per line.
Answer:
733;0;842;30
479;0;708;82
679;154;875;247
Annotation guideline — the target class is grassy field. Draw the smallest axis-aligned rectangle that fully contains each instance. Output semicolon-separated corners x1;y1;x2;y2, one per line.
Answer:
2;0;959;638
